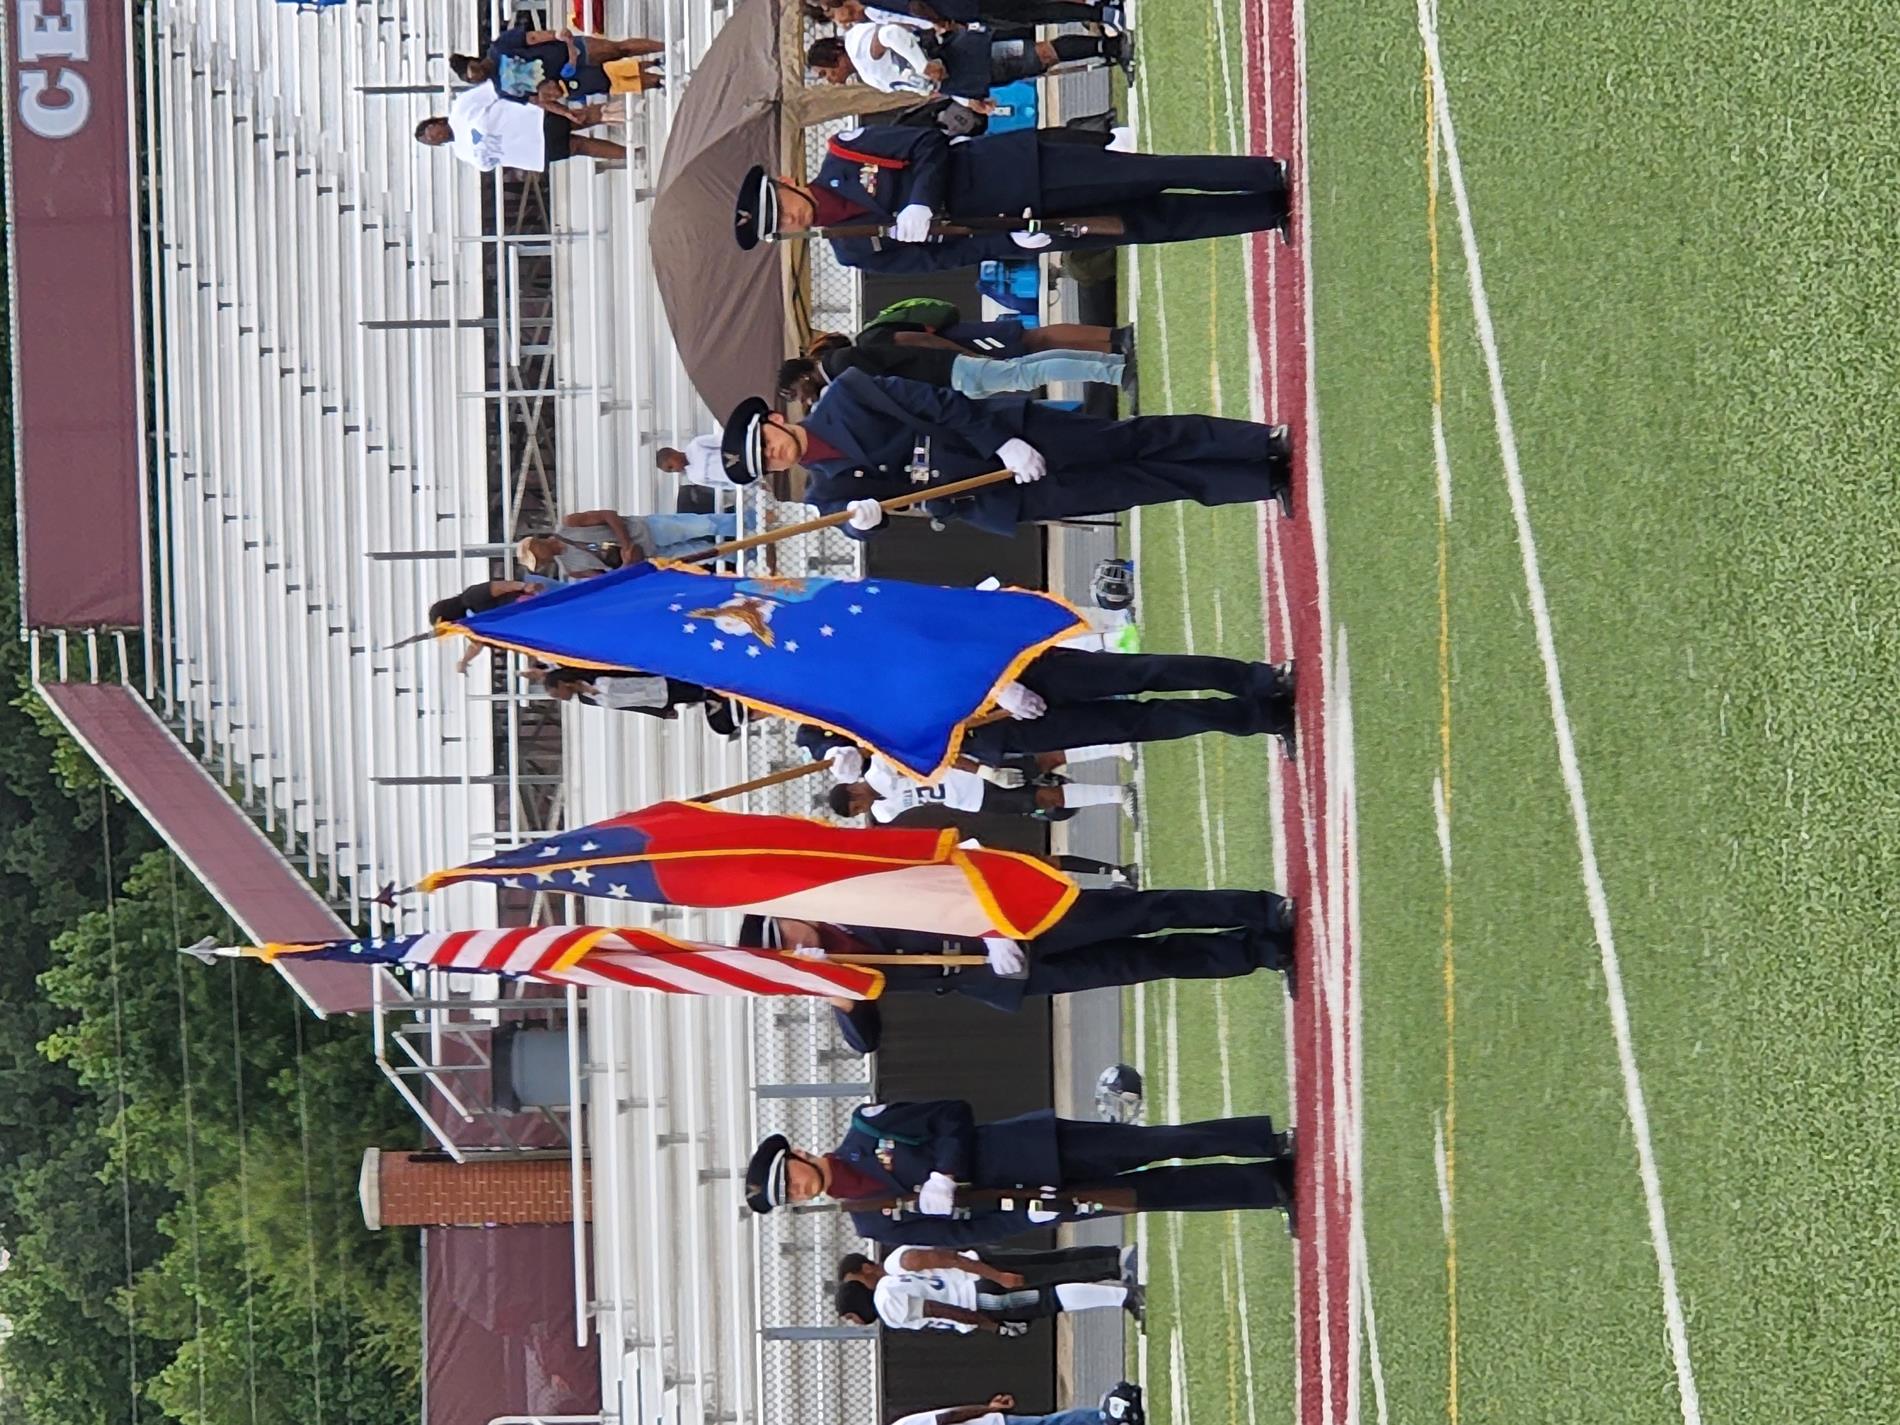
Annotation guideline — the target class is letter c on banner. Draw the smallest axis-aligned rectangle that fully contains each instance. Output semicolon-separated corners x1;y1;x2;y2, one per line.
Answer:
15;0;92;139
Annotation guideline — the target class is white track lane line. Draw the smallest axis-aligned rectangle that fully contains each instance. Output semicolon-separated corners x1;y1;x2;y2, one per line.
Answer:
1416;8;1703;1424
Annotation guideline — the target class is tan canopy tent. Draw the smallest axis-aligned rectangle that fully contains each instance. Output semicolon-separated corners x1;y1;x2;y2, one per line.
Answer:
649;0;910;416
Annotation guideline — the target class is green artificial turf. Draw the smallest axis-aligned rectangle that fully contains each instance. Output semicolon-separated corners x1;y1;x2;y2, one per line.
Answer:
1125;1;1900;1420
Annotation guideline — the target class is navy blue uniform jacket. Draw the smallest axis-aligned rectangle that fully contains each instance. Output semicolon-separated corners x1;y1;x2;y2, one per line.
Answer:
813;125;1038;273
801;368;1032;536
836;1099;1082;1247
835;925;1029;1011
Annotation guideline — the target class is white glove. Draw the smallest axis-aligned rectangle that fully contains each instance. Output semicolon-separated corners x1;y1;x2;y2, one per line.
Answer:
977;765;1026;788
998;1321;1030;1338
994;681;1046;720
1010;231;1053;250
996;437;1046;484
846;498;886;532
790;943;829;961
1025;1205;1060;1224
917;1171;959;1217
827;746;867;783
891;203;935;243
983;935;1028;976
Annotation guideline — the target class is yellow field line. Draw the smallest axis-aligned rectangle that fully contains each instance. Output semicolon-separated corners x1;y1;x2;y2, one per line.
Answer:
1424;42;1461;1425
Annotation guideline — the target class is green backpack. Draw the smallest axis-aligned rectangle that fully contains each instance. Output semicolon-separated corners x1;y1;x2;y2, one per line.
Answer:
863;297;962;334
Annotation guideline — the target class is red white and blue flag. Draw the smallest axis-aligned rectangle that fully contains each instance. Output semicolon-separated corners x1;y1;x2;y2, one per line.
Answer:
420;799;1077;940
220;925;884;1000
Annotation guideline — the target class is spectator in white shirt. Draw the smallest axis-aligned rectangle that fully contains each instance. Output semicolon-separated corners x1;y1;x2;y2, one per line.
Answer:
829;747;1132;826
657;434;753;490
835;1250;1139;1335
808;24;1125;110
809;0;1126;34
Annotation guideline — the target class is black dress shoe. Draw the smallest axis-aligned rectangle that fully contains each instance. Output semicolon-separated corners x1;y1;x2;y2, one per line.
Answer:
1266;426;1295;518
1270;894;1297;937
1123;1281;1147;1330
1273;158;1294;246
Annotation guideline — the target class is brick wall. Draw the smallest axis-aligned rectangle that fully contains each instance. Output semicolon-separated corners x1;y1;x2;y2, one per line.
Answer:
361;1148;592;1228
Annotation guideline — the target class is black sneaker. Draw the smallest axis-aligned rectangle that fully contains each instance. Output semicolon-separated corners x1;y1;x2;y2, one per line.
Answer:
1102;1382;1146;1425
1116;861;1142;891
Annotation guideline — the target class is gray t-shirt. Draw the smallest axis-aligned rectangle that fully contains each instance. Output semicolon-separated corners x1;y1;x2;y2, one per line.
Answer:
551;520;654;576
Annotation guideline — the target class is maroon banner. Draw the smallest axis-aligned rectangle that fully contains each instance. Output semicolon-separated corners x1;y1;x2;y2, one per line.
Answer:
4;1;143;628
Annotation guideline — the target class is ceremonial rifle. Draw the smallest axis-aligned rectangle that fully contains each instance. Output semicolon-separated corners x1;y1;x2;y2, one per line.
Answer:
771;212;1127;241
836;1184;1140;1220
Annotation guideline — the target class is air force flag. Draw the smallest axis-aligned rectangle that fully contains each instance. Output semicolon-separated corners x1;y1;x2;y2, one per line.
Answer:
449;563;1087;779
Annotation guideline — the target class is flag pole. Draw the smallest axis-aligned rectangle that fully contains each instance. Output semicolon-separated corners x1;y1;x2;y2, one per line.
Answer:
687;709;1016;804
688;759;833;804
679;468;1018;565
824;952;992;967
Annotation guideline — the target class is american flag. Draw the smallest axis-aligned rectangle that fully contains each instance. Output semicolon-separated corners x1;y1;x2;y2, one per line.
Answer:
250;924;883;1000
421;800;1078;941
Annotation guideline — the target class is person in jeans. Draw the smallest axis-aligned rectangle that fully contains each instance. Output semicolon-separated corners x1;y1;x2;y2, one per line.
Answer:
515;507;740;578
889;1385;1147;1425
777;332;1124;405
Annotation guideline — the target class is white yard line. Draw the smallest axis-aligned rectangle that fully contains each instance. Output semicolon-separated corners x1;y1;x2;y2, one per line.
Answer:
1229;1218;1264;1425
1338;640;1386;1425
1416;8;1703;1424
1432;775;1452;877
1432;1114;1452;1240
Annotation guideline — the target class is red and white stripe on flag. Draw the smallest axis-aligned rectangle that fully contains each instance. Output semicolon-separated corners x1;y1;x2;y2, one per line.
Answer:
389;926;883;1000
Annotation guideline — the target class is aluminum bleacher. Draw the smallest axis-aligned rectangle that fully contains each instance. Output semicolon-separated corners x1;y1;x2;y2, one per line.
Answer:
133;3;870;1424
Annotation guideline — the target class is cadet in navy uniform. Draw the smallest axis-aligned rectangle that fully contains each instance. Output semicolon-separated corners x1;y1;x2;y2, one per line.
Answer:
733;123;1289;275
719;371;1294;539
791;642;1298;767
739;889;1295;1054
744;1100;1298;1244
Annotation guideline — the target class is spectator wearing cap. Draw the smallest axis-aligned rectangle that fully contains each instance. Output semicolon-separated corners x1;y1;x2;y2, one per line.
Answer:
514;507;742;579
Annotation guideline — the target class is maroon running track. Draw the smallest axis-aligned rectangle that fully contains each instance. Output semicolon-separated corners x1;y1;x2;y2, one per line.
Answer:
1243;1;1358;1422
